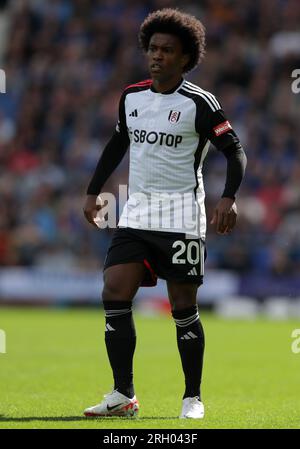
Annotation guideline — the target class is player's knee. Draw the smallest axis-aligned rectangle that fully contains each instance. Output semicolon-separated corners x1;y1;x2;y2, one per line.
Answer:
102;282;123;302
171;296;196;311
102;271;130;302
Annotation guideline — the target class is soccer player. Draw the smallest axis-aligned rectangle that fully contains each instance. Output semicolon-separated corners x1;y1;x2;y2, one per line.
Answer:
83;9;246;419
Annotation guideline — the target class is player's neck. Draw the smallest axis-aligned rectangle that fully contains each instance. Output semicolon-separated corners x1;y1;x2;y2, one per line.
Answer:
151;75;183;94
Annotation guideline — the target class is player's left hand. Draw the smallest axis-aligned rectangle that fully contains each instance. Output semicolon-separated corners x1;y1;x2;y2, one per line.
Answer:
210;197;237;235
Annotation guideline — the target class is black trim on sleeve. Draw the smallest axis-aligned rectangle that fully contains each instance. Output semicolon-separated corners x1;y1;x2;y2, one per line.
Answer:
86;131;129;195
221;143;247;200
87;84;152;195
115;91;128;136
87;90;130;195
178;88;246;199
207;110;241;151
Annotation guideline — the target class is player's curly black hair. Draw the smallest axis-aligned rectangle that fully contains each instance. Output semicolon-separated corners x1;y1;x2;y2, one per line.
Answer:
139;8;206;73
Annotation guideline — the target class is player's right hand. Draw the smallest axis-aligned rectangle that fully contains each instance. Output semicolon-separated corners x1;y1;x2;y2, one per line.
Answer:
210;197;237;235
83;195;102;228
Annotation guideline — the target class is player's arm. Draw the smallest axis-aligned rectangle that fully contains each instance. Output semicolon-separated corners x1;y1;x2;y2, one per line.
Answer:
211;138;247;234
83;93;129;227
198;106;247;235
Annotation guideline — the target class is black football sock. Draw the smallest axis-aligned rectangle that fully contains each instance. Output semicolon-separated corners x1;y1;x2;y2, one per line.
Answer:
172;305;205;400
103;300;136;399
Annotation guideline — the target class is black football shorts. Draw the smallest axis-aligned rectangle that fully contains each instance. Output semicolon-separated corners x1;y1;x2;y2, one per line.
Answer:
103;227;206;287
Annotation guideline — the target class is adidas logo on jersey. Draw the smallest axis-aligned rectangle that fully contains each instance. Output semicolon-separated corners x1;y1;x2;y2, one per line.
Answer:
105;324;115;332
188;267;198;275
129;109;138;117
180;331;198;340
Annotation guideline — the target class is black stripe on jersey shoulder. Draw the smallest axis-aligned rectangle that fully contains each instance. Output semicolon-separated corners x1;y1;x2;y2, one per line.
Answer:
178;87;221;113
178;88;215;135
182;81;221;110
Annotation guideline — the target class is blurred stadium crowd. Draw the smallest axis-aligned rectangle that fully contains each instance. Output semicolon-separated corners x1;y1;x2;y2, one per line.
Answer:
0;0;300;277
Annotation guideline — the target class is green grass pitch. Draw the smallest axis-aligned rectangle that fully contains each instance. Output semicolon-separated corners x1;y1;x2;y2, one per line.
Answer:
0;307;299;429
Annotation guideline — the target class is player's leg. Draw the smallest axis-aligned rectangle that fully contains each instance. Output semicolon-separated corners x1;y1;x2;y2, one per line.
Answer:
143;231;206;416
84;262;145;417
103;262;145;301
103;263;145;399
167;281;205;418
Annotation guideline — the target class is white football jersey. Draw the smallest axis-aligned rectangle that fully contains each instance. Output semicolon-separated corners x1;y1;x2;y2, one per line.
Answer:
116;78;238;239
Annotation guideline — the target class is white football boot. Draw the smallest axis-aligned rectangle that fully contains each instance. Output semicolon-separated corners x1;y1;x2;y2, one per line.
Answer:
180;397;205;419
84;390;139;417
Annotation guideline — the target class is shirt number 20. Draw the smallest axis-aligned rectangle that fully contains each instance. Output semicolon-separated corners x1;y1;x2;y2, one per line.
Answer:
172;240;201;265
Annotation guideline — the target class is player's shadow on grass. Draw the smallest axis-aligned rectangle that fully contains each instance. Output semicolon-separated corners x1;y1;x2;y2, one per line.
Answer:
0;415;178;422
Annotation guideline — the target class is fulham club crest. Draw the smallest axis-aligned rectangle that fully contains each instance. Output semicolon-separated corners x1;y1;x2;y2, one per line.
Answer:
168;110;181;123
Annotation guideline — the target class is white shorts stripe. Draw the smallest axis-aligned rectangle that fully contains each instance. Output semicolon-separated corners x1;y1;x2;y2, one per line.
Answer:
200;241;204;276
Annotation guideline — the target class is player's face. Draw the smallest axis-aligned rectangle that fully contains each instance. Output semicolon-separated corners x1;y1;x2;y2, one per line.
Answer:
147;33;189;82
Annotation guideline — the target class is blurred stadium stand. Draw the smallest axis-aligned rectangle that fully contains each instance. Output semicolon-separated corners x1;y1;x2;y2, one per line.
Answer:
0;0;300;307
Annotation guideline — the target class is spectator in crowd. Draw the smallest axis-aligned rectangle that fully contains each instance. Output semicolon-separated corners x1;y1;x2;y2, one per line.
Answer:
0;0;299;276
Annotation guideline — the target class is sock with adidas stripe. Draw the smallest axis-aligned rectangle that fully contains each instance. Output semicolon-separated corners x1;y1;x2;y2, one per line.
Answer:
172;305;205;400
103;300;136;399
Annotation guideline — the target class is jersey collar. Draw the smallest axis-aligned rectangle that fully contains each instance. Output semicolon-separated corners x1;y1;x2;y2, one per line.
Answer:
150;78;184;95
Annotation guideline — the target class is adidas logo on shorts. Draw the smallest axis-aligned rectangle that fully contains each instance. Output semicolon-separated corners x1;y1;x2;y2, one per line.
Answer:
187;267;198;275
